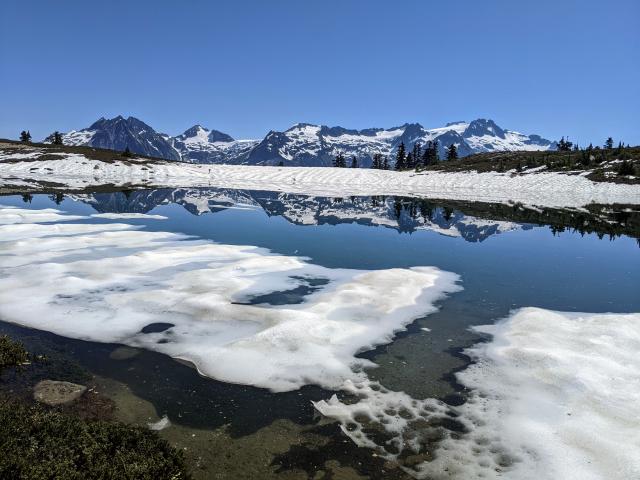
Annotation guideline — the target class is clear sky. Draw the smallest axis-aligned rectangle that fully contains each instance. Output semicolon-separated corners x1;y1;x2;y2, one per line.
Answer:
1;0;638;145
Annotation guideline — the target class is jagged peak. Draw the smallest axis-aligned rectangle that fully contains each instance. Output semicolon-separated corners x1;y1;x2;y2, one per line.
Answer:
286;122;319;131
464;118;505;139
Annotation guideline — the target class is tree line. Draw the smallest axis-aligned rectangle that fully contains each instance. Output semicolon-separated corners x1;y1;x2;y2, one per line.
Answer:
19;130;63;144
333;140;459;171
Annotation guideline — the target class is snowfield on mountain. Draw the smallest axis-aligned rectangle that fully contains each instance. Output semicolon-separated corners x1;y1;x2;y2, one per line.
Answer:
43;116;556;166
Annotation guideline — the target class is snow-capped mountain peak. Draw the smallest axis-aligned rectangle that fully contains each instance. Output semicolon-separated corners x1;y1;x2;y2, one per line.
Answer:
45;116;556;166
176;125;235;144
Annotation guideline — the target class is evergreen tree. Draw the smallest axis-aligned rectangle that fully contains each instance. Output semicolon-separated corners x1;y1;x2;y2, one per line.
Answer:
618;160;634;176
19;130;31;142
371;153;381;169
406;152;414;170
412;142;422;170
121;146;133;158
382;156;390;170
394;142;406;171
49;193;65;205
557;136;573;151
52;131;64;145
421;141;431;167
446;143;458;161
351;156;358;168
604;137;614;149
422;140;440;167
333;152;347;168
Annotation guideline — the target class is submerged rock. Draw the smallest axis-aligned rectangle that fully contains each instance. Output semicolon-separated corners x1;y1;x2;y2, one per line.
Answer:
109;346;140;360
33;380;87;406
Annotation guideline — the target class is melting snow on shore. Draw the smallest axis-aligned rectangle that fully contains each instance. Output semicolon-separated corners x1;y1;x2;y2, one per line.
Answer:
317;308;640;479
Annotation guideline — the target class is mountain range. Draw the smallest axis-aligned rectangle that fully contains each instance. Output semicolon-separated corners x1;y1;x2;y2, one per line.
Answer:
47;116;557;167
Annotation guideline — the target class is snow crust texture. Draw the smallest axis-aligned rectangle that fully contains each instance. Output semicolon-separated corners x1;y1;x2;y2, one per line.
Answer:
2;151;640;208
317;308;640;479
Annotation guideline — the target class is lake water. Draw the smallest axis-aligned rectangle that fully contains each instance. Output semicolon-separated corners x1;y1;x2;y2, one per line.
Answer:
1;189;638;479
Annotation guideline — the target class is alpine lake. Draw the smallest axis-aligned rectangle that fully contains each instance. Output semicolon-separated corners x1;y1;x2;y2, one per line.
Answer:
1;188;638;480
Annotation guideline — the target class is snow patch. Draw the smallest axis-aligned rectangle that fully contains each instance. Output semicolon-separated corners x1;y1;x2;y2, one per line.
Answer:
91;213;167;220
0;206;460;393
316;308;640;479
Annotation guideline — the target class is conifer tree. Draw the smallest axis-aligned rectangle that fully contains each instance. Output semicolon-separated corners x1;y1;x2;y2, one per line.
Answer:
351;156;358;168
382;156;390;170
421;141;431;167
372;153;384;169
406;152;414;170
446;143;458;161
604;137;613;149
618;160;634;176
121;146;133;158
422;140;441;167
557;136;573;151
49;192;65;205
52;131;64;145
19;130;31;142
333;152;346;168
412;142;421;170
395;142;406;171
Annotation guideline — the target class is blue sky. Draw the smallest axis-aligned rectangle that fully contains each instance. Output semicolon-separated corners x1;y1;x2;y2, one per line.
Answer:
1;0;638;145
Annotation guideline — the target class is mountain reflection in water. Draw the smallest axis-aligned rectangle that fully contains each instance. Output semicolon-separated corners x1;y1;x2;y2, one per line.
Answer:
35;187;640;244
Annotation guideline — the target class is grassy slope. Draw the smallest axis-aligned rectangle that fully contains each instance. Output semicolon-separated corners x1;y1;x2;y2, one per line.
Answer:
424;147;640;184
0;139;173;165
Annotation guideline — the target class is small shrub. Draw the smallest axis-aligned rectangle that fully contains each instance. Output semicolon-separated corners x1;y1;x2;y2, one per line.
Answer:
0;335;29;376
0;400;190;479
618;160;635;176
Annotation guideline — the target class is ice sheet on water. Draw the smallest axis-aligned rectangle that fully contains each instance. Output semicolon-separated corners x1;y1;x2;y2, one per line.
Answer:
317;308;640;479
0;205;460;392
0;206;87;224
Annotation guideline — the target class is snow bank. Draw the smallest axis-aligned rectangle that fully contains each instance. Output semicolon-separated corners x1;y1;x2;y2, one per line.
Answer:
0;206;86;224
2;151;640;208
317;308;640;479
451;308;640;480
0;205;460;392
90;212;168;220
